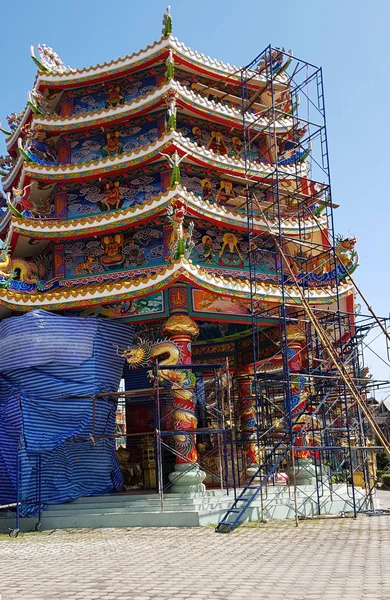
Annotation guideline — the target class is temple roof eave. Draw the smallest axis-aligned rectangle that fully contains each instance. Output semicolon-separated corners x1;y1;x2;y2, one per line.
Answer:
21;131;305;182
0;258;353;312
9;186;326;239
31;79;293;134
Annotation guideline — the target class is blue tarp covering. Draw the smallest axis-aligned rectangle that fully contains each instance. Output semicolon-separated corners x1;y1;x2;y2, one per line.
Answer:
0;310;134;512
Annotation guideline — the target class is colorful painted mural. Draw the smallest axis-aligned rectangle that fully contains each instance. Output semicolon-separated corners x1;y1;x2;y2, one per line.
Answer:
57;173;164;218
191;226;277;275
192;290;251;316
56;118;162;165
177;116;267;164
58;73;159;117
79;292;165;319
64;226;164;277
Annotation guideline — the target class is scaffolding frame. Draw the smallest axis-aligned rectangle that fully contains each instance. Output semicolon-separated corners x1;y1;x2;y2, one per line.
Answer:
215;46;390;531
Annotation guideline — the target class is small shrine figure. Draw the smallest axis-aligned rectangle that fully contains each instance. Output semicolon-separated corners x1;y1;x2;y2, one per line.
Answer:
162;6;172;36
101;181;123;211
208;131;228;155
160;150;189;188
192;126;203;145
202;235;214;264
100;234;125;267
216;180;236;205
165;89;178;131
200;178;213;202
101;132;123;158
105;82;124;109
165;50;175;81
167;203;194;260
219;233;243;265
231;136;243;159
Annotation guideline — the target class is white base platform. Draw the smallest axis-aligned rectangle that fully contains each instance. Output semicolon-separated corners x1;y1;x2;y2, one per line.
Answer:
0;484;374;533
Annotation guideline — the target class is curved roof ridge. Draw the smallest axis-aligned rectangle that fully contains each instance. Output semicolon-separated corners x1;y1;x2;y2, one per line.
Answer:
0;257;353;312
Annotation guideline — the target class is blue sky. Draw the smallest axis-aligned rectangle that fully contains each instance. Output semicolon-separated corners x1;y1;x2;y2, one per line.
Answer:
0;0;389;383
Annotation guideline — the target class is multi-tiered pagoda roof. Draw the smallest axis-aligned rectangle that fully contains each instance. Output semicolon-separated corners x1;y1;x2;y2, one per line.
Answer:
0;9;354;318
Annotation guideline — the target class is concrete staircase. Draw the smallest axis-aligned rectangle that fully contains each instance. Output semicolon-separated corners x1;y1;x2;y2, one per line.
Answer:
0;485;371;533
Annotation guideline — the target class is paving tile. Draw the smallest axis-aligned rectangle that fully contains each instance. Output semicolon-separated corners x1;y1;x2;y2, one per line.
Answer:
0;515;389;599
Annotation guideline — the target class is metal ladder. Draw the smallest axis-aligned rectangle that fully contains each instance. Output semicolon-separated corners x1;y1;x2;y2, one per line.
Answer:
215;444;290;533
216;388;334;533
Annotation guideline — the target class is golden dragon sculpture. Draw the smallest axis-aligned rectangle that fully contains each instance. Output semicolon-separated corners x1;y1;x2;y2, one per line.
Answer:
116;338;198;460
0;241;13;282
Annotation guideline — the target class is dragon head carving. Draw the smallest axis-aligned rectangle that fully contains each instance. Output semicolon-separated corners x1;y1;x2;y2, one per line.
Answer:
115;338;152;368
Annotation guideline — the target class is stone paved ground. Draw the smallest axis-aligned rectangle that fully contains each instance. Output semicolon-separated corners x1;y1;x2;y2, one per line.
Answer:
0;514;390;600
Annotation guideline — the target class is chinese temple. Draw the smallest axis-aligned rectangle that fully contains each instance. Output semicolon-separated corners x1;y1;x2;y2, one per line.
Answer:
0;8;389;533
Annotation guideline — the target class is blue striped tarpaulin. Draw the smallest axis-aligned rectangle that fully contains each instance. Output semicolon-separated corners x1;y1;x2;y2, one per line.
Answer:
0;310;134;512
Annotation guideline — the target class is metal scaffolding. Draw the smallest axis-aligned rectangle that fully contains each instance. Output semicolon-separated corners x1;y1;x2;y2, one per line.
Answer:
216;46;390;532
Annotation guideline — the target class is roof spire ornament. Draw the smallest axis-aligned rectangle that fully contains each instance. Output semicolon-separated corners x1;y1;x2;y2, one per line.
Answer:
162;6;172;37
31;44;68;74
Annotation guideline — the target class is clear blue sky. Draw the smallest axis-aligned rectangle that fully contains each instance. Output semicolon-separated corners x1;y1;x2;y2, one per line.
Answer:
0;0;389;384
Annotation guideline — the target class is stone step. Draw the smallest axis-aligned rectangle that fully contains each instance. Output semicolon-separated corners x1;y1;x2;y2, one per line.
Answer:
0;510;202;532
0;485;370;533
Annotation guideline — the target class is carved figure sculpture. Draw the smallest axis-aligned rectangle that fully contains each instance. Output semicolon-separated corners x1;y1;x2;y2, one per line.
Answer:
27;90;51;117
31;44;67;74
6;184;34;218
6;112;23;132
166;203;194;259
0;156;12;177
192;126;203;145
116;337;198;462
231;136;243;158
